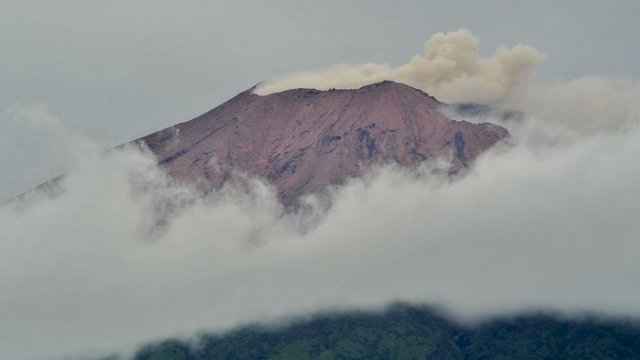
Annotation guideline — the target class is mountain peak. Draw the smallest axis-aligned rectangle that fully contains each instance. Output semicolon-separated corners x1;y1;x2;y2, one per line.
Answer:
139;81;508;204
253;80;439;101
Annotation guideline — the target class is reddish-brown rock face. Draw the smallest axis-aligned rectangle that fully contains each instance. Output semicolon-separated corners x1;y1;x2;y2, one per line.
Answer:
138;81;508;204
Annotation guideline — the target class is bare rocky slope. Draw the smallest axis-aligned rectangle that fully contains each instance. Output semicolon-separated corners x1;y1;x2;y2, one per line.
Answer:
138;81;509;204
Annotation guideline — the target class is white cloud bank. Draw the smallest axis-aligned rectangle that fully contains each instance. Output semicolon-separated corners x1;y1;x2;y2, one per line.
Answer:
2;40;640;360
255;29;546;104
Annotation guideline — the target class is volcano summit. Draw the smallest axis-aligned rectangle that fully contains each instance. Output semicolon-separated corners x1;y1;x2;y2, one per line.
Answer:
138;81;508;204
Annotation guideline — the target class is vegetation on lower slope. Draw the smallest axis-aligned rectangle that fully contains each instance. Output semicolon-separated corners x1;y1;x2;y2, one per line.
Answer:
131;304;640;360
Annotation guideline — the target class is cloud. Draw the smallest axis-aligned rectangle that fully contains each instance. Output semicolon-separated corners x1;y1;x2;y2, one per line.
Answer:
0;104;99;203
2;72;640;360
255;29;546;104
502;76;640;137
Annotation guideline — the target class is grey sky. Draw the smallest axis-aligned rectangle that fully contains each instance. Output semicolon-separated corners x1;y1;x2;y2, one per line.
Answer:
1;0;639;199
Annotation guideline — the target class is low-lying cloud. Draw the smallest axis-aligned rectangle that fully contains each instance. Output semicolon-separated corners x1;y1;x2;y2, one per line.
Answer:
2;40;640;360
255;29;546;104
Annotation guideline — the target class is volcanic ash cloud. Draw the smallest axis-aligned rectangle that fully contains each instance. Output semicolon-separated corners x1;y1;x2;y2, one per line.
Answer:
255;29;546;104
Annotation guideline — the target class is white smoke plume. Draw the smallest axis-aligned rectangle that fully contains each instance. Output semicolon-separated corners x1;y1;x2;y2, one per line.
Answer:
255;29;546;104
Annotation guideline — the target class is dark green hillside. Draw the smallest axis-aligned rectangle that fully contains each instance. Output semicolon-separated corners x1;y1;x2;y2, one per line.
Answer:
131;305;640;360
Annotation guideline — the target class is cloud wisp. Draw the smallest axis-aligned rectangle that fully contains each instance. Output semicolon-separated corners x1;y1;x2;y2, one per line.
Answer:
255;29;546;104
0;104;99;203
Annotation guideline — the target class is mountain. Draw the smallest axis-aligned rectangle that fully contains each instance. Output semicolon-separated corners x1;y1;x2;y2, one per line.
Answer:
131;305;640;360
138;81;508;204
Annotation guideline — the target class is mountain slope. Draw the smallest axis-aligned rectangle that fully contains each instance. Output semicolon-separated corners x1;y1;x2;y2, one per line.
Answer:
138;81;508;204
132;305;640;360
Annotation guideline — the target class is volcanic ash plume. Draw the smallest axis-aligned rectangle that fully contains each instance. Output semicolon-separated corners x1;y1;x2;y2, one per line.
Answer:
255;29;546;104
